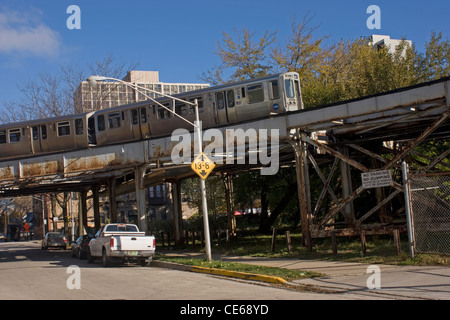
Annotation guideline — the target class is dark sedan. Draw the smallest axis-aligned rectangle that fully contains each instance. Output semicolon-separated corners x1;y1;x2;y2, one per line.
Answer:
71;235;93;259
42;232;67;250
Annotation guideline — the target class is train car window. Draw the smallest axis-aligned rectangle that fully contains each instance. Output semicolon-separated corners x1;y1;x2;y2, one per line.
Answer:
175;101;187;116
57;122;71;136
188;97;203;114
161;103;172;119
285;79;295;98
75;119;84;135
9;129;21;143
216;92;225;110
41;125;47;139
269;80;280;99
152;105;156;115
140;107;147;123
131;109;139;125
241;88;246;98
108;113;121;129
97;115;105;131
32;126;39;140
247;84;264;104
0;130;6;144
227;90;235;108
157;106;165;119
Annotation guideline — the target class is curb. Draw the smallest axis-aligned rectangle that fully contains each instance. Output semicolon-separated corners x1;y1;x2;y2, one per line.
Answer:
152;260;287;285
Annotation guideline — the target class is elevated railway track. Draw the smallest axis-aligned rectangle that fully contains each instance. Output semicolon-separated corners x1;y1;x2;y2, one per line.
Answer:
1;76;449;246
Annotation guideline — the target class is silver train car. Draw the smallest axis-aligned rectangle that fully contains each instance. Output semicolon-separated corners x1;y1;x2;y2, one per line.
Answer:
0;72;302;160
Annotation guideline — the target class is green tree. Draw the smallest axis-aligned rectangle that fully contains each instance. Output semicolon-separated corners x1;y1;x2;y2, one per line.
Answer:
419;31;450;81
201;27;277;84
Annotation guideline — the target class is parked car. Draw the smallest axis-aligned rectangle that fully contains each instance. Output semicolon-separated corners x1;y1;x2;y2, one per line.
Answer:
42;232;67;250
71;234;93;259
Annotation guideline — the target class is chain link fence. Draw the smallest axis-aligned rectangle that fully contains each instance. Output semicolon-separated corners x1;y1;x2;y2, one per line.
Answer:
409;173;450;255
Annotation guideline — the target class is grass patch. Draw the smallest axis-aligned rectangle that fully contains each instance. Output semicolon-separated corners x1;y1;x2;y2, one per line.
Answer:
155;255;324;282
157;229;450;267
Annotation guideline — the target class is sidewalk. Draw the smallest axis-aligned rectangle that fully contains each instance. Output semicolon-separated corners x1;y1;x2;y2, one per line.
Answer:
156;251;450;300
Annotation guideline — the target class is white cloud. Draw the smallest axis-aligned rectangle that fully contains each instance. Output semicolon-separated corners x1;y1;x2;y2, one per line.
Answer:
0;8;61;57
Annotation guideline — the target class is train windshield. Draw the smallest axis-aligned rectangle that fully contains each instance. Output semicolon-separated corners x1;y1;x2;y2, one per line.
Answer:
285;79;295;98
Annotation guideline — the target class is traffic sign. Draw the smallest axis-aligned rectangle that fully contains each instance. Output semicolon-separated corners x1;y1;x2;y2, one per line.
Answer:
191;152;215;180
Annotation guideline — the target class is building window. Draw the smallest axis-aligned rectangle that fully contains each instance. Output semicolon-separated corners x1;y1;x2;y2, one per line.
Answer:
156;185;162;198
149;186;154;198
150;208;156;221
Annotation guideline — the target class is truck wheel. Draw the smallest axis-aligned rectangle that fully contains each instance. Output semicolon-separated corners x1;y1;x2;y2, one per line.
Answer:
102;249;113;267
141;257;152;267
87;249;95;263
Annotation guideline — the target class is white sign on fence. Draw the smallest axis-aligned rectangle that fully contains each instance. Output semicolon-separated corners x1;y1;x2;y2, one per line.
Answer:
361;170;393;189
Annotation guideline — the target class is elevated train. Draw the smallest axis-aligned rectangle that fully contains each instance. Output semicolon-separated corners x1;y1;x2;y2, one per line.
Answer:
0;72;302;160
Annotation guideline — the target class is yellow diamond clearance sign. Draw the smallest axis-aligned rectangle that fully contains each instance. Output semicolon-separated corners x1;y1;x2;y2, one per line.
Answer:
191;152;215;180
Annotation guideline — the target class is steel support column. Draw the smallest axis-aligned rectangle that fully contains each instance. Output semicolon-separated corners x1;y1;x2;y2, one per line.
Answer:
80;189;88;233
109;179;117;223
290;132;312;249
223;173;236;237
171;180;183;245
338;146;355;226
135;167;148;234
92;185;101;231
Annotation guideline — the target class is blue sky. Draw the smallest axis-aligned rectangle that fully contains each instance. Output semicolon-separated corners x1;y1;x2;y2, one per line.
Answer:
0;0;449;108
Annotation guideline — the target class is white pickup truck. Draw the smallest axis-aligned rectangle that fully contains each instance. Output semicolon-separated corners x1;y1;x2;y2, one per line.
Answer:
87;223;156;267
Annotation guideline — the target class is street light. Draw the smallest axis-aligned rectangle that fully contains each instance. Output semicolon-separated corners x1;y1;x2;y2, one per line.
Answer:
86;75;213;261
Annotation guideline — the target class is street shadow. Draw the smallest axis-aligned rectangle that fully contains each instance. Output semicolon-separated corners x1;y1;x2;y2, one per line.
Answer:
0;240;146;269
